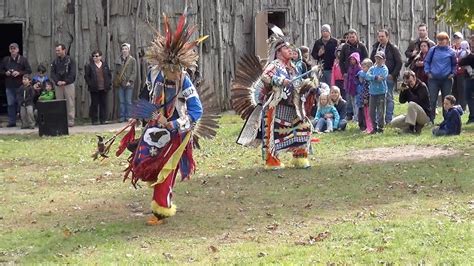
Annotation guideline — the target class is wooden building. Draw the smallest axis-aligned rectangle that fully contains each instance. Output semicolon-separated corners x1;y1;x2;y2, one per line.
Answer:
0;0;467;119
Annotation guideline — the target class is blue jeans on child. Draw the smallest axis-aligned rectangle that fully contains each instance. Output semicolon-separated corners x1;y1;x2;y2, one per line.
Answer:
314;118;333;132
369;94;385;132
118;85;133;122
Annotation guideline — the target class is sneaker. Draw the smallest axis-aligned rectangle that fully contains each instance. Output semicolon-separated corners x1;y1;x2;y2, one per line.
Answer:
376;128;384;133
466;119;474;125
6;124;16;128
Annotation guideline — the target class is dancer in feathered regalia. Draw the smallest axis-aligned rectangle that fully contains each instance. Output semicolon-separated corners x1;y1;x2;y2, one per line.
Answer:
232;25;320;170
110;4;218;225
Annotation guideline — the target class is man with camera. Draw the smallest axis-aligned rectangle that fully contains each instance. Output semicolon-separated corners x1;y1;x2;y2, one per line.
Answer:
390;70;431;134
51;44;76;127
0;43;32;127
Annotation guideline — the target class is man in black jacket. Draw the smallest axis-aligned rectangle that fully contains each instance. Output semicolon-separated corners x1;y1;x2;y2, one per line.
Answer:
404;23;436;66
459;35;474;124
0;43;32;127
51;44;76;127
340;29;369;74
311;24;338;84
390;71;431;134
370;29;403;125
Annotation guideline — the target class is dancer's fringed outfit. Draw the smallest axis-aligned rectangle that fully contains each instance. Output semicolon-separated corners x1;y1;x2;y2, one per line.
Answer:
232;25;319;170
112;5;218;225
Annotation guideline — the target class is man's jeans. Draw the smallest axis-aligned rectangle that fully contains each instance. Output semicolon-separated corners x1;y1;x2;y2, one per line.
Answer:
465;78;474;122
118;86;133;122
322;70;332;85
385;78;395;124
6;87;18;125
427;77;453;120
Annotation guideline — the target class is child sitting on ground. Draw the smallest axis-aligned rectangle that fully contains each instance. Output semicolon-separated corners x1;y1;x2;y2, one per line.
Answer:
17;74;35;129
313;93;340;133
432;95;463;136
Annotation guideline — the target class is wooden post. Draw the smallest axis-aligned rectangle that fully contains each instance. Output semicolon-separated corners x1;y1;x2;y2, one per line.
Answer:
74;0;80;117
199;0;203;75
216;0;225;110
410;0;415;40
135;0;142;97
366;0;370;49
51;0;54;58
317;0;321;34
349;0;353;29
381;0;384;28
424;0;428;26
303;0;307;45
24;0;29;57
396;0;400;47
106;0;111;64
333;0;337;37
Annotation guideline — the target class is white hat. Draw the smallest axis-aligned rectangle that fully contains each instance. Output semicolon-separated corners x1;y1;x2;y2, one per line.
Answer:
453;32;463;39
321;24;331;33
121;43;131;50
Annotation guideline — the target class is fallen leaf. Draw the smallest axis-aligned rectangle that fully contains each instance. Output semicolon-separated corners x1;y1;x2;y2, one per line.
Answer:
209;245;219;253
257;252;267;257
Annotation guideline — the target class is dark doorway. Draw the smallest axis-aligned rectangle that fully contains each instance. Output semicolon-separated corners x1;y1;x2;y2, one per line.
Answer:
267;11;286;37
0;23;23;115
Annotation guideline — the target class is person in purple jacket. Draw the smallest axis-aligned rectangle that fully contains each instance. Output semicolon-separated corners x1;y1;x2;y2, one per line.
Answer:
424;32;457;120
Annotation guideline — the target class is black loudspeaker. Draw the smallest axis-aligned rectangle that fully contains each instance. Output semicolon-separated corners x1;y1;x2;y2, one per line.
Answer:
37;99;69;136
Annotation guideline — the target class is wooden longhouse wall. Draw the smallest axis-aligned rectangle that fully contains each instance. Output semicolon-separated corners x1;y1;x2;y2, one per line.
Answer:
0;0;469;118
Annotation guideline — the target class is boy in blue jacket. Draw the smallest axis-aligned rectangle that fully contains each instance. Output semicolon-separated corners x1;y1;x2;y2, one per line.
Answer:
432;95;463;136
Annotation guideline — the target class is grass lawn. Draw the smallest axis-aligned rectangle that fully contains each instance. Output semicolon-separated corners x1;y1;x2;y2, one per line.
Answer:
1;104;473;264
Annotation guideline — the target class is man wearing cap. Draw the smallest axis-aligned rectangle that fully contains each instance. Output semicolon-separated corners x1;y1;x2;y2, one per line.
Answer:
405;23;436;66
311;24;338;84
0;43;32;127
114;43;137;122
452;31;466;110
370;29;402;124
424;32;456;120
51;44;77;127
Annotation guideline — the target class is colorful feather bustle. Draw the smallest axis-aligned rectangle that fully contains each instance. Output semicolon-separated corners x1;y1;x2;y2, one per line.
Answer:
231;54;264;120
192;81;221;149
146;3;209;71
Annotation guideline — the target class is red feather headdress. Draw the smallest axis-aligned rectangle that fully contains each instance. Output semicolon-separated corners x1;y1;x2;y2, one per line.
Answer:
146;4;209;72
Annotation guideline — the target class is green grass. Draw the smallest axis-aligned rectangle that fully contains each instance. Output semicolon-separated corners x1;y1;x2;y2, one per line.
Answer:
1;103;473;264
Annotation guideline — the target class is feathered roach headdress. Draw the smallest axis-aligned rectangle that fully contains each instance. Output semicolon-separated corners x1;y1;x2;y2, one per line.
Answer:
266;23;290;61
146;4;209;72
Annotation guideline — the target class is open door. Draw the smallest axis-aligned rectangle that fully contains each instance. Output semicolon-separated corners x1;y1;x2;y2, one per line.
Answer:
255;11;268;60
254;11;287;61
0;23;23;115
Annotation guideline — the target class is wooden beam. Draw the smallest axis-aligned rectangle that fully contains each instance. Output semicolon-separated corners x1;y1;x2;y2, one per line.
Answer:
366;0;370;49
411;0;415;40
381;0;384;28
215;0;225;109
24;0;29;57
396;0;400;47
349;0;353;29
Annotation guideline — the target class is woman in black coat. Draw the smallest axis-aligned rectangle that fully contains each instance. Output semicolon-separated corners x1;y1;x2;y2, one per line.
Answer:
84;50;112;124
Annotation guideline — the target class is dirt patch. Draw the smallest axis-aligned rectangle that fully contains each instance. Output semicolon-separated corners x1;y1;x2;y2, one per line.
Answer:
349;145;460;163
